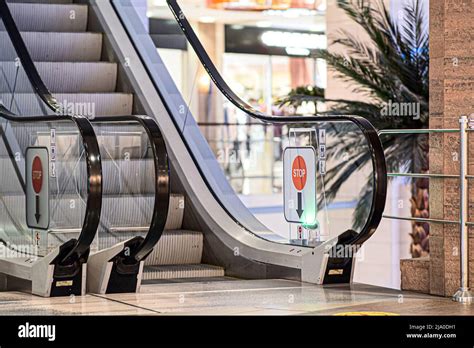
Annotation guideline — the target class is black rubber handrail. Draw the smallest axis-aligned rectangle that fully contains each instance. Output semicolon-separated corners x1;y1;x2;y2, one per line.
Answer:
0;106;26;191
0;0;59;113
0;0;102;264
94;116;170;263
165;0;387;247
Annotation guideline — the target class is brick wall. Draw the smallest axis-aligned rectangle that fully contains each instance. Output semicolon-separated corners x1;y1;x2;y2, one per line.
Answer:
429;0;474;296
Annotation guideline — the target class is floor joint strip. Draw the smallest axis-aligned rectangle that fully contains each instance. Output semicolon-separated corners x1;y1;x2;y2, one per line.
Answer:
90;294;162;314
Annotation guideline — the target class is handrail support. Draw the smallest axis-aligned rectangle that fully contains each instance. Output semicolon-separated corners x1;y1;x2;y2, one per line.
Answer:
453;115;473;303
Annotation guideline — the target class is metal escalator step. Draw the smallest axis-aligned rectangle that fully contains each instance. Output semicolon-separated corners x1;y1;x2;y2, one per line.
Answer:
98;231;146;251
7;3;88;32
0;32;101;62
99;193;184;233
7;0;73;3
98;193;184;236
0;62;118;93
166;194;185;230
143;264;225;280
0;31;102;62
100;159;155;195
99;228;199;265
53;93;133;116
37;62;118;93
1;93;133;117
145;230;203;266
21;32;102;62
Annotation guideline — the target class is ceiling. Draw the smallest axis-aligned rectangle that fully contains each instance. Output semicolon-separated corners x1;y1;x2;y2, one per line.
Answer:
147;0;326;32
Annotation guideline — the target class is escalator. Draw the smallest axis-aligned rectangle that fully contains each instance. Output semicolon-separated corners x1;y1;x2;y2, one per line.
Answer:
0;0;171;295
3;0;228;281
111;0;386;284
1;0;387;287
0;1;102;295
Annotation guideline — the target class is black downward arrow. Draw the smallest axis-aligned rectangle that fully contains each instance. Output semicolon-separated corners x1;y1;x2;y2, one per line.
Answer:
296;191;304;219
35;195;41;223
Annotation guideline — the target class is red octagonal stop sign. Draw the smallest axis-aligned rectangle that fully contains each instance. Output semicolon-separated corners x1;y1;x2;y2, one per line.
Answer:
31;156;43;194
292;155;307;191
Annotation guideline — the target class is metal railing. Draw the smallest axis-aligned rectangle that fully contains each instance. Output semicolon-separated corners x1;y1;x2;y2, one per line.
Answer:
379;116;473;303
198;122;285;194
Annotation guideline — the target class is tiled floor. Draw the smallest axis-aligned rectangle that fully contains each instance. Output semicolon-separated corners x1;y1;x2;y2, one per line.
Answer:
0;279;473;315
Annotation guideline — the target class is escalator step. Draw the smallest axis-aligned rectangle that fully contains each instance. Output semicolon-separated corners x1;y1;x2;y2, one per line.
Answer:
0;32;102;62
37;62;118;93
144;230;203;266
7;0;73;3
0;93;133;117
53;93;133;116
8;3;88;32
166;194;185;230
97;193;184;237
22;32;102;62
0;62;118;93
143;264;225;280
96;228;204;269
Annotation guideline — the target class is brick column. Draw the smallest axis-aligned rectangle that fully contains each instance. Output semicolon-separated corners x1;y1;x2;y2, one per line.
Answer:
429;0;474;297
